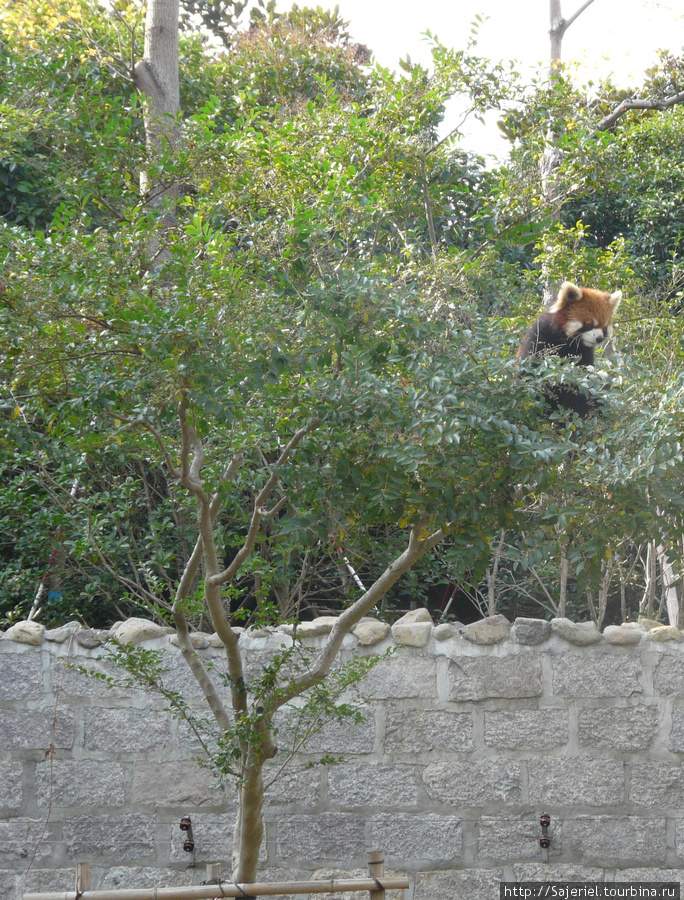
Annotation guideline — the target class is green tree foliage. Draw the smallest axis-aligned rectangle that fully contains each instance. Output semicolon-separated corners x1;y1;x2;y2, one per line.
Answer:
1;1;684;635
0;0;521;628
4;0;684;878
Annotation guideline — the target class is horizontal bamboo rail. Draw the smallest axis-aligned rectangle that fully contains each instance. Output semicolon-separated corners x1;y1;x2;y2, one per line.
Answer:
24;876;410;900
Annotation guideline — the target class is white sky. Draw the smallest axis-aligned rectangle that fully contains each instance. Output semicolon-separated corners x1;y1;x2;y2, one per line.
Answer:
286;0;684;159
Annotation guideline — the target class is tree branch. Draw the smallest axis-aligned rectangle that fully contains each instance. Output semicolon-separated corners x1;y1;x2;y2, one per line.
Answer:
563;0;597;33
178;399;209;502
112;412;181;479
209;420;320;588
171;603;232;730
596;89;684;131
277;522;446;705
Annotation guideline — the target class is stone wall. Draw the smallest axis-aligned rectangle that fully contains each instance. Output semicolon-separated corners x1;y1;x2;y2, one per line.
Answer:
2;613;684;899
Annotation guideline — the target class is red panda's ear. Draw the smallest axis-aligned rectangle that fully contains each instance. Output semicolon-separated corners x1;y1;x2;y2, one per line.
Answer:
609;290;622;310
549;281;582;312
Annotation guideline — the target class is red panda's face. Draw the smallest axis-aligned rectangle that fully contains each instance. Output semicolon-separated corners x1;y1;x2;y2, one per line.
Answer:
549;282;622;349
565;319;613;348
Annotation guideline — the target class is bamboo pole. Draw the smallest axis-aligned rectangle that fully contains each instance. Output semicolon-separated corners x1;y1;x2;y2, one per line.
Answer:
75;864;91;893
368;851;385;900
23;876;410;900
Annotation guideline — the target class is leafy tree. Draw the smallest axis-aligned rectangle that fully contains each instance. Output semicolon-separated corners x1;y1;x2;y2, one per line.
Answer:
0;0;544;880
4;0;684;881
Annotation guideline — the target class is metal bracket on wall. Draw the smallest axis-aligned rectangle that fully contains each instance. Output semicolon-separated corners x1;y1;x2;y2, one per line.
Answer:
539;812;551;862
180;815;195;867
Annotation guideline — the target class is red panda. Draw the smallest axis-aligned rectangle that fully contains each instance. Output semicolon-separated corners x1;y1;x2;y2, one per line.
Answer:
517;281;622;417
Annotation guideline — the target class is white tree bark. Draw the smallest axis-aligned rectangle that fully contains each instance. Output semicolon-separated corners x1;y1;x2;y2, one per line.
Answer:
548;0;597;77
658;543;679;626
640;541;657;618
541;0;597;304
132;0;181;211
596;89;684;132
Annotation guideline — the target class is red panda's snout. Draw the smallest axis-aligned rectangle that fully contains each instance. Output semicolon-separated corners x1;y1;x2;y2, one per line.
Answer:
578;325;612;348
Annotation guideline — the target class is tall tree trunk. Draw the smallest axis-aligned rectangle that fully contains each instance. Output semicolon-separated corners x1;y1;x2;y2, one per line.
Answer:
548;0;565;79
132;0;181;213
541;0;597;304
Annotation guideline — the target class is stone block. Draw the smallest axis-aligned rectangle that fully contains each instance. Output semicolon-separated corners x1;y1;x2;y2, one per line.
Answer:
44;622;80;643
551;617;601;645
263;766;320;808
512;617;551;645
327;763;421;809
169;813;247;863
484;709;568;750
654;655;684;696
647;625;683;643
393;608;432;626
391;622;432;647
527;758;625;806
368;813;462;863
414;868;503;900
276;813;366;863
101;868;189;889
352;619;390;647
177;716;221;755
0;762;23;808
0;651;43;700
461;614;510;645
36;760;126;808
20;869;75;894
241;646;316;688
110;618;170;645
423;760;522;806
53;657;136;700
603;624;645;646
565;816;667;863
3;620;45;645
84;706;173;752
360;653;438;699
639;617;663;630
276;705;375;756
552;652;642;698
669;706;684;752
281;617;339;639
74;628;105;648
0;870;14;899
478;815;561;862
63;814;155;861
676;818;684;859
131;760;224;807
433;623;456;641
512;863;605;881
616;869;684;886
384;708;473;754
169;632;210;649
0;708;75;751
578;705;659;751
448;653;542;701
156;652;228;700
0;818;52;861
630;763;684;807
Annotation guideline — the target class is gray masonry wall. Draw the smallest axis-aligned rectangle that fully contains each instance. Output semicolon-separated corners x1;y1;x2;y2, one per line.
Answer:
2;615;684;900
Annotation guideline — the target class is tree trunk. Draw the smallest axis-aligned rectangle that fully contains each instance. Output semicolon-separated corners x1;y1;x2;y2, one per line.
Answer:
658;543;679;626
548;0;564;78
640;541;657;618
541;0;597;304
132;0;181;213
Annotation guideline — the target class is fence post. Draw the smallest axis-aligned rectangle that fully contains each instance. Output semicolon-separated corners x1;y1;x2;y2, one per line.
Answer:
368;851;385;900
75;863;90;893
205;864;221;884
